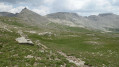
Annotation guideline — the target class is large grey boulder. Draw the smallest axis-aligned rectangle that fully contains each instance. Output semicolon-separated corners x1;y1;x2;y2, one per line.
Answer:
16;37;33;45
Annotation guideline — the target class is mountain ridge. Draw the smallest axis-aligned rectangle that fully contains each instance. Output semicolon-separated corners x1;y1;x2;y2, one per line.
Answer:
0;8;119;32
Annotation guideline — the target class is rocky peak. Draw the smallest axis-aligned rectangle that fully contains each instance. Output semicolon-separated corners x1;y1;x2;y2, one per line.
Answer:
17;7;39;17
20;7;30;13
16;7;49;26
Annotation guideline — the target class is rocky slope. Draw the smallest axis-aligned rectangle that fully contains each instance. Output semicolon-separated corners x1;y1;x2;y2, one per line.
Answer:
16;8;49;26
15;8;68;32
0;16;89;67
86;13;119;32
0;8;119;32
47;12;119;32
46;12;86;27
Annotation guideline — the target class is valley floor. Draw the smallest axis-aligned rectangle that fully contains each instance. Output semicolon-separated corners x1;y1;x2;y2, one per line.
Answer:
27;31;119;67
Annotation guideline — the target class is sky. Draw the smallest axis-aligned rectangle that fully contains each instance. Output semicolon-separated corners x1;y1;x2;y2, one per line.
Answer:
0;0;119;16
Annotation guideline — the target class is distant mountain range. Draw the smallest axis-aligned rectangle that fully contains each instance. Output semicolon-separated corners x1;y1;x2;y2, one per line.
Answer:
0;12;16;17
0;8;119;32
47;12;119;32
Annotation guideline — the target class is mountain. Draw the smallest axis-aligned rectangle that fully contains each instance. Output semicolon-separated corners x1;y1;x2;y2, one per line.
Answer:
46;12;85;27
47;12;119;32
47;12;81;21
16;8;49;26
0;12;16;17
15;8;71;32
86;13;119;32
0;8;119;32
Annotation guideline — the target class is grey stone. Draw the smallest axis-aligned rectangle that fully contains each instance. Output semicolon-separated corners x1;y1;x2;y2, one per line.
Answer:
16;37;33;45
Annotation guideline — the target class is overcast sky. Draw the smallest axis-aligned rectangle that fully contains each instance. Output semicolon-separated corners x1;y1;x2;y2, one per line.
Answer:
0;0;119;16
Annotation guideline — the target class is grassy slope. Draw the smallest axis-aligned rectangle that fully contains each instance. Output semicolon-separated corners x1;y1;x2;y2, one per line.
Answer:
0;16;119;67
0;17;76;67
27;27;119;67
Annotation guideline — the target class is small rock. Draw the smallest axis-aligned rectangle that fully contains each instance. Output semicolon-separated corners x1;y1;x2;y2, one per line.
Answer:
14;65;18;67
0;52;3;54
25;55;34;58
38;32;56;37
33;62;38;67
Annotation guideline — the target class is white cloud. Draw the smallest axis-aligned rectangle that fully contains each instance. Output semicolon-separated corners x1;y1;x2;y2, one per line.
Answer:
9;6;25;13
0;3;25;14
63;0;112;11
44;0;55;4
65;0;91;10
0;3;13;12
62;0;119;15
0;0;119;16
32;6;50;15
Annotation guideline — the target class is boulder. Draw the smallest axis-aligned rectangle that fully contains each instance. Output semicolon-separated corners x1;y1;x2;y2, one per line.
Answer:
16;37;33;45
38;32;56;37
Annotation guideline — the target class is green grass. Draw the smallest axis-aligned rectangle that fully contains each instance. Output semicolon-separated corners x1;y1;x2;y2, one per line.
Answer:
27;31;119;67
0;28;77;67
0;16;119;67
0;17;24;27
